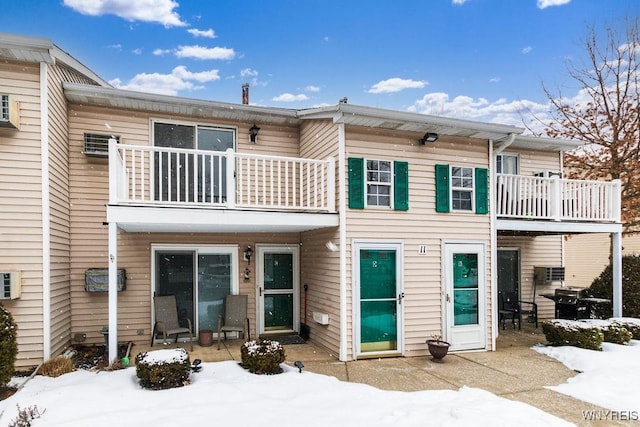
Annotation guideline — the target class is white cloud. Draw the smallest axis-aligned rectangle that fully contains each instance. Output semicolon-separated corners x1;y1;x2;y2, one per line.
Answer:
240;68;259;77
272;93;309;102
452;0;470;4
408;92;551;132
63;0;186;27
153;48;171;56
188;28;217;38
537;0;571;9
132;48;142;55
175;45;236;60
368;78;427;94
522;46;533;54
305;85;320;93
489;77;501;83
109;65;219;96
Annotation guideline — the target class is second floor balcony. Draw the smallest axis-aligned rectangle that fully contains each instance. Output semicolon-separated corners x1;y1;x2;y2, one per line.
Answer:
495;173;621;230
107;140;338;234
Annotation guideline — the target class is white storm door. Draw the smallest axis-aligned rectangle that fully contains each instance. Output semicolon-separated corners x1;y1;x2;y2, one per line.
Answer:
444;243;486;351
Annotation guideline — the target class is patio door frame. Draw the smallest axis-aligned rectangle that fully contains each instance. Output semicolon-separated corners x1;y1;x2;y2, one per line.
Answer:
442;241;486;352
256;244;300;336
353;240;404;359
151;244;239;337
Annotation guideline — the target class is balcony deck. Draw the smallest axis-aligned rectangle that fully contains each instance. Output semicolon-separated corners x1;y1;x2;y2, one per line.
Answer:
107;141;338;233
495;174;622;234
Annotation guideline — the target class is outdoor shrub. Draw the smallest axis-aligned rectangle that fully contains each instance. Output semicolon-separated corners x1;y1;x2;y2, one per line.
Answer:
38;356;75;378
0;302;18;388
135;348;191;390
241;339;286;375
8;404;45;427
542;320;604;350
584;254;640;318
579;319;633;344
610;317;640;340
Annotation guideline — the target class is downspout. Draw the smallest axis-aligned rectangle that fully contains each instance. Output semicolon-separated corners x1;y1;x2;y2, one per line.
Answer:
493;133;516;155
338;122;347;361
489;139;497;352
40;62;51;360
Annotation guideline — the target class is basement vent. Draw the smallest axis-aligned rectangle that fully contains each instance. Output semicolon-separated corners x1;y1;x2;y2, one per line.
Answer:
0;94;20;129
83;133;120;157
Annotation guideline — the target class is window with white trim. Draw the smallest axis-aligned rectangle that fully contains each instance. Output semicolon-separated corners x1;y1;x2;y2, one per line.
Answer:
366;159;392;207
496;154;519;174
451;166;474;211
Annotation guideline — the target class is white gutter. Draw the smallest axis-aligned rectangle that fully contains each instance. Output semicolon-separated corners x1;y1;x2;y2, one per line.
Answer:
493;133;516;155
489;139;497;352
40;62;51;360
338;123;348;362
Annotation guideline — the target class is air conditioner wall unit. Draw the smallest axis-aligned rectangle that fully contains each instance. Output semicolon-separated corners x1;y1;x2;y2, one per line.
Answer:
0;94;20;130
1;271;22;300
83;133;120;157
534;266;565;286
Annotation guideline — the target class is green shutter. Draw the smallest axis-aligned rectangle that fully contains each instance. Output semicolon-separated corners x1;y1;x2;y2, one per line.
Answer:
394;161;409;211
435;164;450;213
475;167;489;214
348;157;365;209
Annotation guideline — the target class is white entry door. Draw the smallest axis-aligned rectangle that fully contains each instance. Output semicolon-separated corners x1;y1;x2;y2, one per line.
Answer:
443;243;486;351
256;245;299;335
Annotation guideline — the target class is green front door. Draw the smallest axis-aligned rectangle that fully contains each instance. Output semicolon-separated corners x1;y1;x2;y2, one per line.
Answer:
359;248;400;353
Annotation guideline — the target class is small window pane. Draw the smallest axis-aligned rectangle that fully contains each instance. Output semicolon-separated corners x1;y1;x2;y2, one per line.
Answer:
452;190;472;211
366;160;392;207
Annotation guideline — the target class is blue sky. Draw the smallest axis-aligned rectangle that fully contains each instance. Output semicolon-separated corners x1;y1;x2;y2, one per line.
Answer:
2;0;638;130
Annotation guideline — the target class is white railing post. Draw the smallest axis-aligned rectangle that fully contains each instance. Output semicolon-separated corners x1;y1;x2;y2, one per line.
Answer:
327;157;336;212
549;176;561;221
108;138;124;204
612;179;622;222
226;149;236;209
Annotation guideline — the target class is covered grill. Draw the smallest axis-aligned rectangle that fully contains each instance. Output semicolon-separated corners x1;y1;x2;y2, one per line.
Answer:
540;288;611;320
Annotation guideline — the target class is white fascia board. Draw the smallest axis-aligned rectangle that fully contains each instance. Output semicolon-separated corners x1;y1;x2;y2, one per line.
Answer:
496;219;623;234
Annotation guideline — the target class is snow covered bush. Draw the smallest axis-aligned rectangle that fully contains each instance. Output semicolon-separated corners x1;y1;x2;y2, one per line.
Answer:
0;302;18;388
578;319;633;344
542;320;604;350
135;348;191;390
610;317;640;340
240;339;286;375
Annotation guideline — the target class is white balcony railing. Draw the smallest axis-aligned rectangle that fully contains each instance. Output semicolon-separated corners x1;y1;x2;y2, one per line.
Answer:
496;174;621;222
108;140;336;213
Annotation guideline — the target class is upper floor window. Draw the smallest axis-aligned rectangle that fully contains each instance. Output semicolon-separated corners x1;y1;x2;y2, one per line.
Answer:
451;166;474;211
366;160;392;207
435;164;488;215
496;154;518;174
348;157;408;211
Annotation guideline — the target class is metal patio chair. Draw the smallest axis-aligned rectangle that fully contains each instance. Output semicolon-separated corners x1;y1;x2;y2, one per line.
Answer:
217;294;250;350
151;294;193;350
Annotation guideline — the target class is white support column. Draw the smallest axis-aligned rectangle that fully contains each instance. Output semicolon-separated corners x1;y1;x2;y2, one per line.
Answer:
108;222;118;363
612;231;623;317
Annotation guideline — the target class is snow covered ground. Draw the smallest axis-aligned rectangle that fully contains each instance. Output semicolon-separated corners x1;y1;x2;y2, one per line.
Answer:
1;340;638;426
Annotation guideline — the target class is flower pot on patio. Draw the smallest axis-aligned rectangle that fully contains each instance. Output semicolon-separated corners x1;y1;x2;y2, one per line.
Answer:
426;339;450;363
198;329;213;347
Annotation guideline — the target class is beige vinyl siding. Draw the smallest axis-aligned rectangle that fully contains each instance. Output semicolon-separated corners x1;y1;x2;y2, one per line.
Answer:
299;120;341;355
505;148;562;175
46;64;98;358
565;233;640;289
68;106;306;344
0;61;44;368
345;127;493;357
